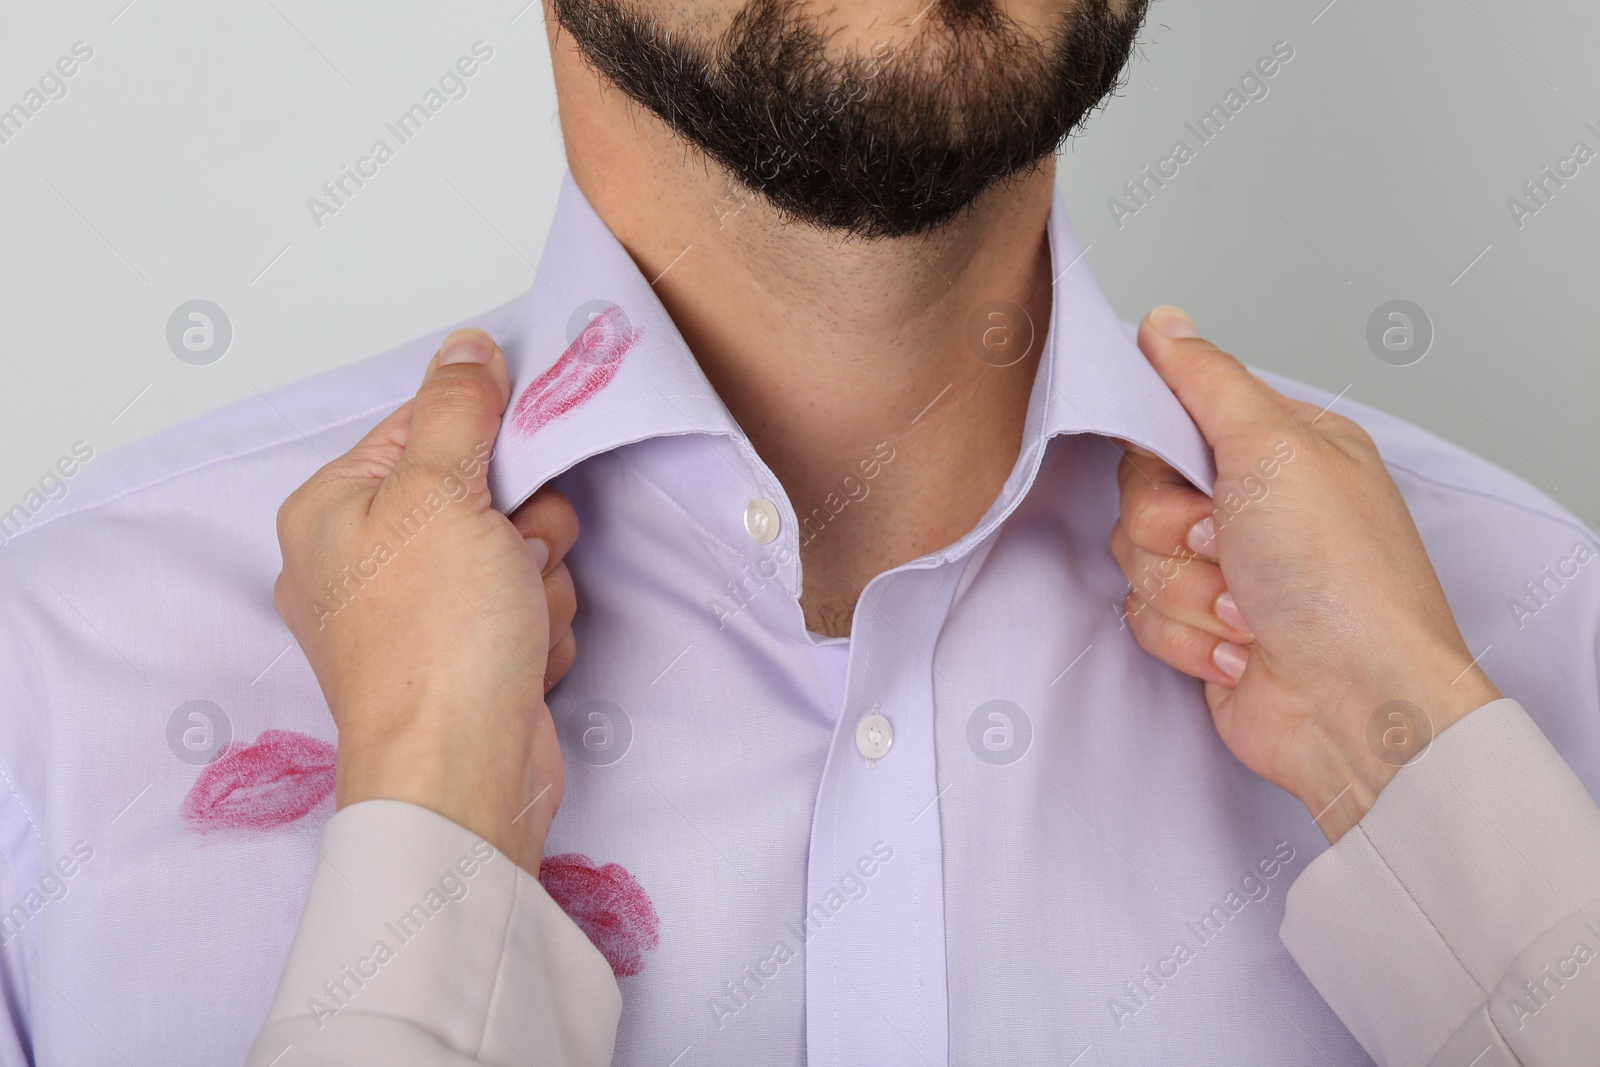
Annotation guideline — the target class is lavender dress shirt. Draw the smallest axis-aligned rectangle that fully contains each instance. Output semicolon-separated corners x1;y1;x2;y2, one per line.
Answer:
2;174;1598;1067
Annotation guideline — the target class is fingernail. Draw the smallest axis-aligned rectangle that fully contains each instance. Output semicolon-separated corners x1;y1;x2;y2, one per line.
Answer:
1213;641;1249;682
1215;591;1250;637
1186;516;1216;556
528;536;551;574
1151;305;1199;339
440;330;493;366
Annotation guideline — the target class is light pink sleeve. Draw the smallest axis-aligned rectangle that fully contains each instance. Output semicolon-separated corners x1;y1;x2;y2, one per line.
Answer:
248;800;620;1067
1281;698;1600;1066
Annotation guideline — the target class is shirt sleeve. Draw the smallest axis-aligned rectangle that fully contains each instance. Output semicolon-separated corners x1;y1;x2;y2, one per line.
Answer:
246;799;621;1067
1280;697;1600;1067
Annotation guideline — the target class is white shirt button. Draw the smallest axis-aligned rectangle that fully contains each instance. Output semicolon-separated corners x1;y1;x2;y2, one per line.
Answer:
855;712;893;760
744;498;780;544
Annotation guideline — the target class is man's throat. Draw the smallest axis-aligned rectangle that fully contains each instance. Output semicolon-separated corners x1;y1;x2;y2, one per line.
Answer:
791;378;1037;639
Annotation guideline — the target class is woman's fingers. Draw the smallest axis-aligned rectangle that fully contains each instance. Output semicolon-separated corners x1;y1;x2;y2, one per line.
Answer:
332;399;415;484
1116;448;1218;563
545;629;576;693
544;562;576;650
509;486;580;573
1136;307;1293;456
1124;590;1247;688
513;485;581;689
1111;523;1250;643
510;491;580;689
1111;331;1263;690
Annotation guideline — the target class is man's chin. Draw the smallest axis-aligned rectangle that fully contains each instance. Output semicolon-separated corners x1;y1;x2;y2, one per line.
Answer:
555;0;1150;239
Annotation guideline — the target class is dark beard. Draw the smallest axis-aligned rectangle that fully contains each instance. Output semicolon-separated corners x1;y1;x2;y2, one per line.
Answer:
552;0;1150;239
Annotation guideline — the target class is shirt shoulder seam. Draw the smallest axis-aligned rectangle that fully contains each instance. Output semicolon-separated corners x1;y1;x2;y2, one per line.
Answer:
3;395;409;548
1383;457;1597;546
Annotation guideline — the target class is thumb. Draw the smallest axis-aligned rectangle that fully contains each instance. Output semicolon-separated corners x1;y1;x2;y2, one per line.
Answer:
401;328;509;490
1136;306;1291;454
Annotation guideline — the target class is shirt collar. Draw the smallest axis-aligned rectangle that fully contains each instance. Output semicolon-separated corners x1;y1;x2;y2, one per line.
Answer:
1033;207;1215;496
487;172;1214;515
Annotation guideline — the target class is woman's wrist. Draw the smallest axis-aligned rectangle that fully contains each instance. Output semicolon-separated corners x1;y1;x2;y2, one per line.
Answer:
335;725;556;874
1297;662;1502;844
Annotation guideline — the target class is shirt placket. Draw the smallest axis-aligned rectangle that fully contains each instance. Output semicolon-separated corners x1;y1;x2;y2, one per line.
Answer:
804;561;965;1067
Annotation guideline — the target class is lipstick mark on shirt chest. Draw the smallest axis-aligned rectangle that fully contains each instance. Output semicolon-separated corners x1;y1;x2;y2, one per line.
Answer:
539;852;660;977
511;305;641;437
181;729;337;833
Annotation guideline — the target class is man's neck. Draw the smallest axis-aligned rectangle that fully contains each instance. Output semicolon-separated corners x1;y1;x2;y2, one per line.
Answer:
551;31;1055;637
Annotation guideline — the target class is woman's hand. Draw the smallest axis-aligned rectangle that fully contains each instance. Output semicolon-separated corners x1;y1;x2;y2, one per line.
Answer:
273;328;577;873
1112;306;1501;843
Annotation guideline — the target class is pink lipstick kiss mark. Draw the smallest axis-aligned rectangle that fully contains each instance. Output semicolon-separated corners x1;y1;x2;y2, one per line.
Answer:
539;852;660;978
181;729;338;833
512;305;642;437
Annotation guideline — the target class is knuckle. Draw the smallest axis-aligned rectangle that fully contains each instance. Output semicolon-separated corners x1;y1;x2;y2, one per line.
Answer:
532;484;569;506
419;370;496;412
1127;564;1171;612
1124;490;1177;551
544;492;581;541
516;488;580;548
1115;452;1139;492
1108;521;1136;575
1128;592;1209;674
547;633;577;687
1341;419;1378;452
545;565;577;625
275;488;314;549
1125;595;1162;651
1199;346;1245;375
274;495;298;542
1166;614;1214;666
1315;413;1378;462
553;491;579;533
1191;350;1248;392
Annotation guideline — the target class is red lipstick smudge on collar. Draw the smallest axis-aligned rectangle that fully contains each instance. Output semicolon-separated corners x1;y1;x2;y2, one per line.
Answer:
512;305;642;437
539;853;660;978
181;729;337;833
